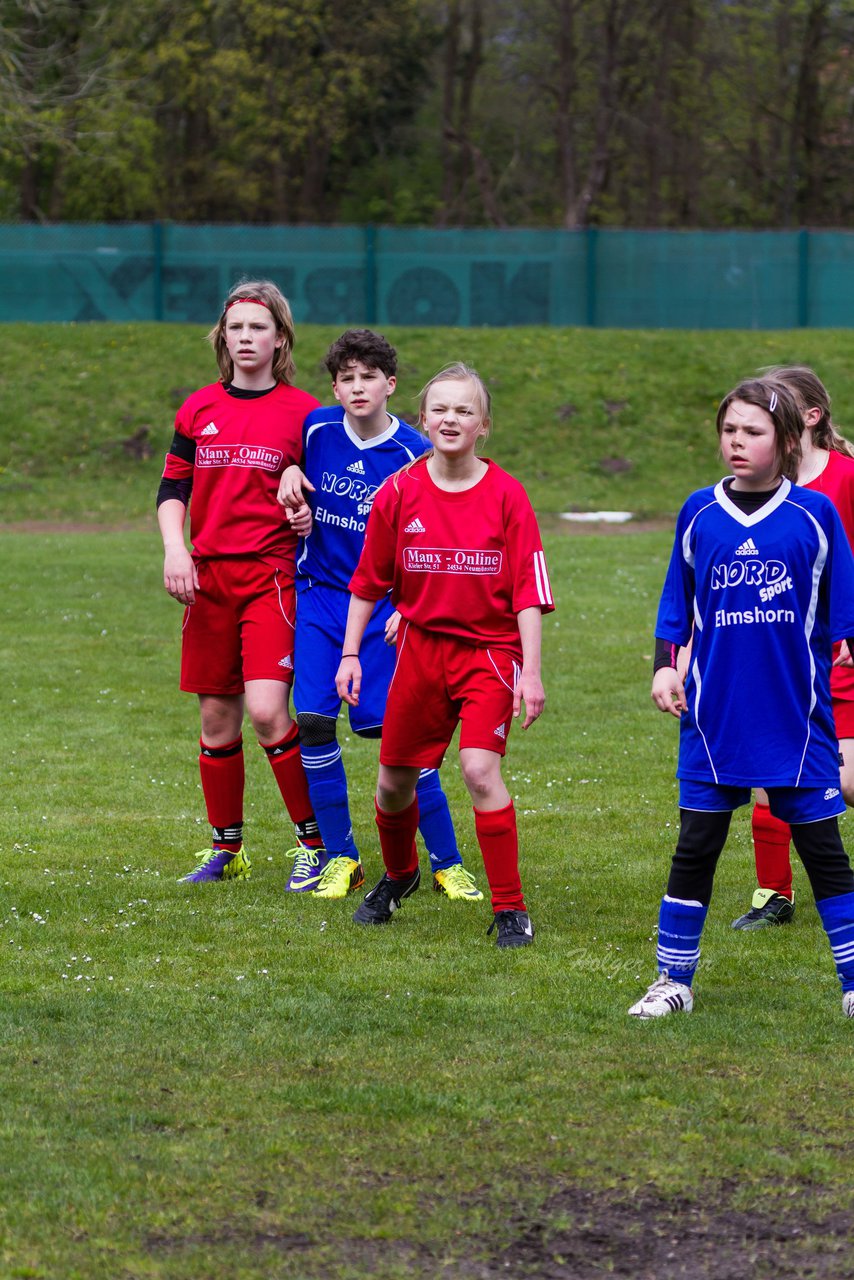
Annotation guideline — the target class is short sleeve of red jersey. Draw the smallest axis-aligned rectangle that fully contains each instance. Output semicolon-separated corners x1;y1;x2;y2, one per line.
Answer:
349;474;400;600
161;397;197;482
504;483;555;615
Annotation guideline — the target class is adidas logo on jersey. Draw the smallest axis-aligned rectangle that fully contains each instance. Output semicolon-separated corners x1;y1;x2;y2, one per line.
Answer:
735;537;759;556
404;517;426;534
347;459;366;474
200;422;218;436
278;655;293;670
494;723;507;740
825;787;840;801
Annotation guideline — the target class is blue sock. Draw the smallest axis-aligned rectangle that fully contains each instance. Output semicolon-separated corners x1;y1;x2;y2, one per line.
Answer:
656;895;709;988
816;890;854;993
415;769;460;873
300;742;359;860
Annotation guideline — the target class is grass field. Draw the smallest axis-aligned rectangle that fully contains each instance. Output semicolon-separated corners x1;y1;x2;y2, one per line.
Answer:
2;327;854;1279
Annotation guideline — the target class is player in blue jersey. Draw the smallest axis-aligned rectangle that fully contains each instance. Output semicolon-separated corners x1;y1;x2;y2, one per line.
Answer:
629;377;854;1019
276;329;482;902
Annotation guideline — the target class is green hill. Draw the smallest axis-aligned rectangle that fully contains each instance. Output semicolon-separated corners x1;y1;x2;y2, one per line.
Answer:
4;323;852;524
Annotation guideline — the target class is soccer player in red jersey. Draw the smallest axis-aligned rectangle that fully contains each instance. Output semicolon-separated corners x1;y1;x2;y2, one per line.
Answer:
157;279;324;883
335;363;554;946
733;366;854;929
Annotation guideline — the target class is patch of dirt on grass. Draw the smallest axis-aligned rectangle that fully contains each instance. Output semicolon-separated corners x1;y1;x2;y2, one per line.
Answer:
141;1184;854;1279
476;1184;854;1279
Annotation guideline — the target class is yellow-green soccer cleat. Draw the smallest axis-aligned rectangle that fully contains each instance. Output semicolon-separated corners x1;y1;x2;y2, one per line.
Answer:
312;856;365;899
432;864;484;901
178;846;251;883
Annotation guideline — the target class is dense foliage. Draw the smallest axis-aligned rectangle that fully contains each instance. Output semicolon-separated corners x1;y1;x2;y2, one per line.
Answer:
1;0;852;227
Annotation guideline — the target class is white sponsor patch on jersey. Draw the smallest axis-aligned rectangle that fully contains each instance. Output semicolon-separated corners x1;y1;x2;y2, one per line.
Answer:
734;537;759;556
347;459;366;474
404;517;426;533
200;422;219;436
196;444;283;471
404;546;502;575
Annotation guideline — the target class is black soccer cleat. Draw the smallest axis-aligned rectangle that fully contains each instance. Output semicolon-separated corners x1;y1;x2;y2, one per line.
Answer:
353;868;421;925
731;888;795;930
487;909;535;948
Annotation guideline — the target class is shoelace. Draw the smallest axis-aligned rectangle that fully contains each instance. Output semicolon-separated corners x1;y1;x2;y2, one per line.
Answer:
316;858;350;887
193;847;230;868
286;845;320;878
368;872;417;904
644;972;685;999
367;876;396;903
487;910;524;937
440;866;478;892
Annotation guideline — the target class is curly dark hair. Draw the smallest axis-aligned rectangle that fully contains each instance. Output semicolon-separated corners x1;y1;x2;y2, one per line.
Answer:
324;329;397;380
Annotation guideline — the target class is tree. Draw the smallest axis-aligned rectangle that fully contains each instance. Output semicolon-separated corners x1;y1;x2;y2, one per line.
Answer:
0;0;134;219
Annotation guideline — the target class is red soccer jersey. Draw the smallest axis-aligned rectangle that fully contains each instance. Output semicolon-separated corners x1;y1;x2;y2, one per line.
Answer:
807;449;854;702
349;457;554;649
162;381;320;568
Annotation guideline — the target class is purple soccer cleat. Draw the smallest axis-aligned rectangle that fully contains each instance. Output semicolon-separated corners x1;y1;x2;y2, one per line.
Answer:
179;847;251;883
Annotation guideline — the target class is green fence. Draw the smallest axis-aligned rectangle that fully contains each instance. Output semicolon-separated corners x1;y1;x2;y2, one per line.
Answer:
3;224;853;327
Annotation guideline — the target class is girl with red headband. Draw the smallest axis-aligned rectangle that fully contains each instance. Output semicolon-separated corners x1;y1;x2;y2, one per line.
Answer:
157;279;324;883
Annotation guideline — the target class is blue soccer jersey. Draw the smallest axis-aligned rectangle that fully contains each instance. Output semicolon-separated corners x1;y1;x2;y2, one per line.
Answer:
656;477;854;788
295;408;427;593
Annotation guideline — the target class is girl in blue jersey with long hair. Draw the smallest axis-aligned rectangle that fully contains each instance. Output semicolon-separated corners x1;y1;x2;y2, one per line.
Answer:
630;376;854;1019
732;365;854;929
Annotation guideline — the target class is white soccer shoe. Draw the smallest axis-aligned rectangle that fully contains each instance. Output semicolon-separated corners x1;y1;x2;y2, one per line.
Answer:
628;971;694;1019
843;991;854;1018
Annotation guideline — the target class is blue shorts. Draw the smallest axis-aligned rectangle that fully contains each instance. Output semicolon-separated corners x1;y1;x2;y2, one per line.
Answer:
679;779;845;824
294;584;395;735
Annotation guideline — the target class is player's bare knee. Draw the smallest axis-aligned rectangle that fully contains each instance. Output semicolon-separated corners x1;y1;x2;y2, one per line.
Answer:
198;695;243;745
376;765;418;812
376;782;412;811
247;703;292;743
459;756;502;804
244;687;291;742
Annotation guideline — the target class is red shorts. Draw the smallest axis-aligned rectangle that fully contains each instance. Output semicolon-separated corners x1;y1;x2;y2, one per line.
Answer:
180;557;296;695
380;621;521;769
834;695;854;741
832;657;854;739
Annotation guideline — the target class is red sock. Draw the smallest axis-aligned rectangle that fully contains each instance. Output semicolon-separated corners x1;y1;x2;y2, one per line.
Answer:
261;725;320;843
375;797;420;880
199;736;244;850
474;801;525;911
752;802;793;899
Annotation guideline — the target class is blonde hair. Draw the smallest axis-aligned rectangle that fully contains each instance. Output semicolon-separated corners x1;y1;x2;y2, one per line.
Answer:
763;365;854;459
418;362;492;434
392;362;492;491
207;279;297;384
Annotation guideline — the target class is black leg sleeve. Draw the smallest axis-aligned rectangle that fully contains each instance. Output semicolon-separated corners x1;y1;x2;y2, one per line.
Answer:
790;817;854;900
666;808;733;906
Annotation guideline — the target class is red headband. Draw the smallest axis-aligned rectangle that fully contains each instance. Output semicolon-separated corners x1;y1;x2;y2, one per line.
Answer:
225;296;270;312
